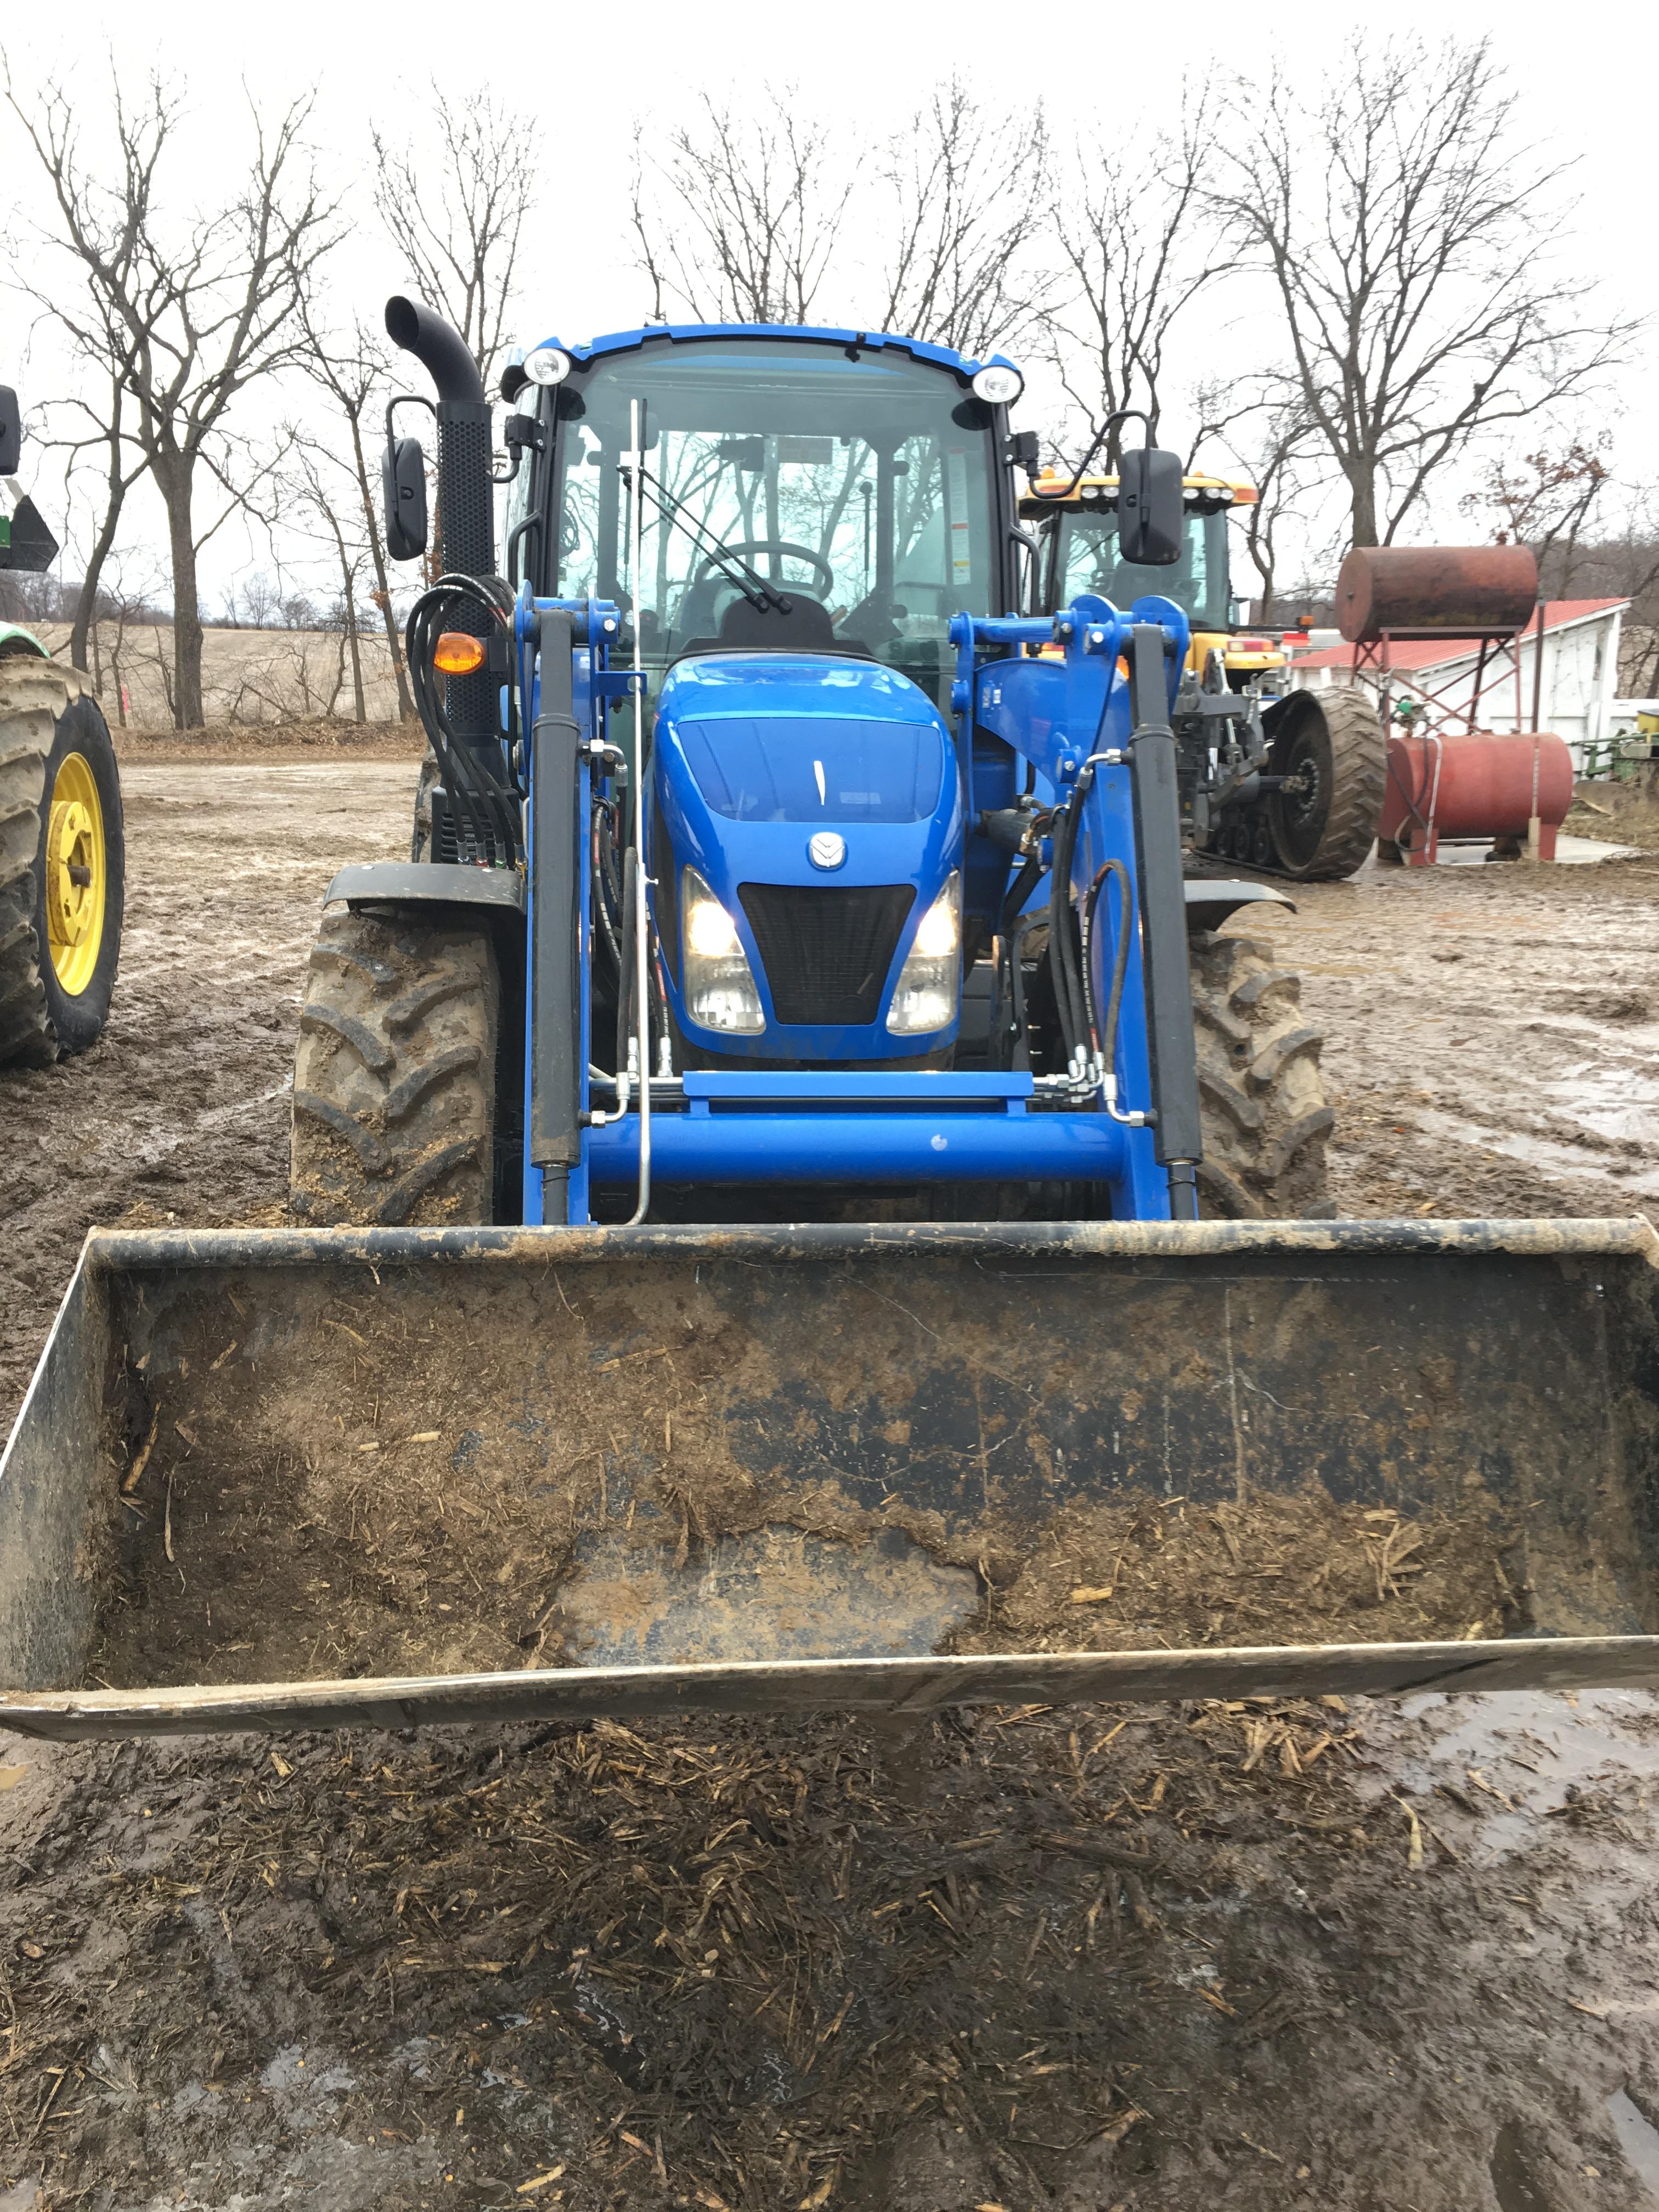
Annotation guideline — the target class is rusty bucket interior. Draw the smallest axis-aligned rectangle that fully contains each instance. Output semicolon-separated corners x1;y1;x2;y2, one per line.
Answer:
1;1218;1656;1739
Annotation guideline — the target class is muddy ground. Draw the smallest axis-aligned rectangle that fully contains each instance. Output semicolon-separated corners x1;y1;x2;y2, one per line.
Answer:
1;759;1658;2209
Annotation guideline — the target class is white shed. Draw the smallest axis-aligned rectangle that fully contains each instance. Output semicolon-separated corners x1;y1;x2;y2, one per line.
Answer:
1284;597;1628;769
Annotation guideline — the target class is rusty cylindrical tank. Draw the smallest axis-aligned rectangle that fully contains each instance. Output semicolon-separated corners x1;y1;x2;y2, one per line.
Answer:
1378;729;1575;864
1336;545;1539;642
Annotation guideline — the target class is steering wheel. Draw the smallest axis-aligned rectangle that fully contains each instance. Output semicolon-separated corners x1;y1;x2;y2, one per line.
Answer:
694;540;837;596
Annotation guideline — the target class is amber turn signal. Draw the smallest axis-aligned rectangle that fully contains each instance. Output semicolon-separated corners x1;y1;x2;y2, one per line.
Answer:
433;631;486;675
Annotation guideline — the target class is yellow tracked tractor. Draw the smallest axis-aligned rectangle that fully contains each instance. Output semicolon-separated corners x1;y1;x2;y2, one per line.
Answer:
1023;469;1386;878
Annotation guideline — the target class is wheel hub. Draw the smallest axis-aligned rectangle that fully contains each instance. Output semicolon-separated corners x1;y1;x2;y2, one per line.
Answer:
44;752;106;994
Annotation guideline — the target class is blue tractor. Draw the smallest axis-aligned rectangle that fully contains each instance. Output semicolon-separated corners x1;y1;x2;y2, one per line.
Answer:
3;300;1655;1742
291;300;1331;1231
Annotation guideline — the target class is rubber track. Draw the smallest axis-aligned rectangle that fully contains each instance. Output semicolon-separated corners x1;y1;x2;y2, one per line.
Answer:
1271;685;1389;881
290;909;499;1227
1189;930;1335;1219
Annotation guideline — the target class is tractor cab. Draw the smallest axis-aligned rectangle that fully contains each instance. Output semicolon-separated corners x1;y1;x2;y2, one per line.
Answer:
1020;471;1289;685
521;330;1020;712
510;326;1026;1073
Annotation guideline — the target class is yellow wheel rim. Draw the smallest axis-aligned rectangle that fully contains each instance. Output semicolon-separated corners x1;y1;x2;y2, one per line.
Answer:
45;752;106;997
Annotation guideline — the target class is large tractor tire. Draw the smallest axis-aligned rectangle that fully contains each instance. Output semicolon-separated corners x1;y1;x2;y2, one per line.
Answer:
1189;929;1335;1218
1263;685;1386;880
290;906;500;1227
0;665;124;1068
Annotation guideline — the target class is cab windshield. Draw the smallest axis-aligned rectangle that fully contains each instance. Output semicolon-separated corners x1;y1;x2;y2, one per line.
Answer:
1041;505;1232;631
550;337;1000;707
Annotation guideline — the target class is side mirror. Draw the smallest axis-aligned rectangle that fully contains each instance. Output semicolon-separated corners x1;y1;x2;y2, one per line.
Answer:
1118;444;1183;566
382;435;428;563
0;388;21;478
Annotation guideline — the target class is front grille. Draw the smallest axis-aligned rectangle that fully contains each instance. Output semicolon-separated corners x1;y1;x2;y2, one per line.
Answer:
738;883;915;1028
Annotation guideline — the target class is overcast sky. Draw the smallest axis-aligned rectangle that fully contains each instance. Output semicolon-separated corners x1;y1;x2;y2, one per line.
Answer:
5;0;1657;616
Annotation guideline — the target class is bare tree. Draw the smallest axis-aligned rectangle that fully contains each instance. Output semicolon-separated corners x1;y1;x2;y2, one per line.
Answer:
1046;102;1229;459
40;340;151;679
10;72;336;725
287;435;369;724
1214;35;1635;549
871;84;1052;357
295;303;414;717
633;91;849;325
95;562;148;726
1460;433;1612;594
373;89;535;389
60;367;151;676
225;572;281;629
1189;379;1327;620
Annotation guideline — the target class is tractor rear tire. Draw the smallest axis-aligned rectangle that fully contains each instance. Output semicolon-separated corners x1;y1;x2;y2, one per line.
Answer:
290;906;500;1227
1263;685;1386;880
1189;929;1335;1218
0;673;125;1069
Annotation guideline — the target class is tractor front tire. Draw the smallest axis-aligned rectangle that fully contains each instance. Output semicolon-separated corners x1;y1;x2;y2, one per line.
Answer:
1263;685;1386;880
1189;929;1335;1219
290;906;500;1227
0;673;125;1069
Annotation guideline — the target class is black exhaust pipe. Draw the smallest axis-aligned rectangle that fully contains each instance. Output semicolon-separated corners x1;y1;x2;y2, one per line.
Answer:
386;295;495;741
385;296;485;408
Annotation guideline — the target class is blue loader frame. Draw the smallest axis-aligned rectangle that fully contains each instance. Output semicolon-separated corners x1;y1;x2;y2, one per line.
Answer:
511;581;1200;1231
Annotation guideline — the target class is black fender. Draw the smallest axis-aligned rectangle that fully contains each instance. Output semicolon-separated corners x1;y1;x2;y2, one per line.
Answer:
1182;879;1296;933
324;861;526;918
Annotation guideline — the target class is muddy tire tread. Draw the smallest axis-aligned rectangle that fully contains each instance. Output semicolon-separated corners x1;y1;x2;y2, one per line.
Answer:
1189;930;1335;1218
290;907;499;1227
0;710;52;1068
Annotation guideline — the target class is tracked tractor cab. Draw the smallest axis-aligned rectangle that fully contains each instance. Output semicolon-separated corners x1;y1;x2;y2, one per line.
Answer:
1022;471;1387;879
1026;470;1270;678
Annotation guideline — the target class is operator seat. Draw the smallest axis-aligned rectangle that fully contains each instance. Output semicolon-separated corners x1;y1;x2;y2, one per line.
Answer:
679;592;845;657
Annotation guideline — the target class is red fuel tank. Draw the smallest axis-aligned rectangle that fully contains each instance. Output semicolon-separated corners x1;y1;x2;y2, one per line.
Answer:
1336;545;1539;642
1378;729;1575;865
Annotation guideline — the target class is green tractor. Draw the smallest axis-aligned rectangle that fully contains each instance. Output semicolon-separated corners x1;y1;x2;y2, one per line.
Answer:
0;383;124;1066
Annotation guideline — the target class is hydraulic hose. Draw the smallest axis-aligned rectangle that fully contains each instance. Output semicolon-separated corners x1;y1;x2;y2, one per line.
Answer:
1000;853;1042;942
1046;771;1098;1069
405;572;521;864
1082;858;1135;1092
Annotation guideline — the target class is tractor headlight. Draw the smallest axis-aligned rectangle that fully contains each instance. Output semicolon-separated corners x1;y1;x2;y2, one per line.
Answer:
887;873;961;1035
523;346;572;387
682;870;764;1033
971;363;1024;407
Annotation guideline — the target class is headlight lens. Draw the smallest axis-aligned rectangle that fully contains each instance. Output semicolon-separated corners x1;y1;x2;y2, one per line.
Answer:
523;346;572;386
970;363;1024;407
887;873;961;1035
682;869;764;1032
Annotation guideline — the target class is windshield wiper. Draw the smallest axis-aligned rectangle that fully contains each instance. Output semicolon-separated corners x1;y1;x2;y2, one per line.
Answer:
622;464;792;616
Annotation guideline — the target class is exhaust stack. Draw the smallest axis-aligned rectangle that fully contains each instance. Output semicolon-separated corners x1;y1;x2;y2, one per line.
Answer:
386;295;495;740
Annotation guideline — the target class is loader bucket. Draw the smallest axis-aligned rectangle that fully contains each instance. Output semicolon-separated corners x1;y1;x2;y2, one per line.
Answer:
1;1220;1656;1739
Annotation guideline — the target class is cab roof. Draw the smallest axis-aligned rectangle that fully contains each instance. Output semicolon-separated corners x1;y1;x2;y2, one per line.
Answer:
523;321;1020;387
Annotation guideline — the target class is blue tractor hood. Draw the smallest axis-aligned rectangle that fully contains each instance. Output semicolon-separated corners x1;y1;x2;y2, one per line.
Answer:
649;653;964;1063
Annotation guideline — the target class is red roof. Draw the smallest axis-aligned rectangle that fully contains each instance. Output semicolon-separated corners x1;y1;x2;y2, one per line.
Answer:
1286;597;1627;672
